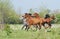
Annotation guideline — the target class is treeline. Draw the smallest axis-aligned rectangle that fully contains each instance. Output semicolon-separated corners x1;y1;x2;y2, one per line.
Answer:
0;0;60;24
55;13;60;24
0;0;22;24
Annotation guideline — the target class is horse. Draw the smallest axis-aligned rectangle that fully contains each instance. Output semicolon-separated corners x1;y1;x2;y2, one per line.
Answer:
22;13;42;31
33;13;55;29
42;14;55;29
21;13;29;30
22;13;55;31
32;13;45;29
21;16;28;30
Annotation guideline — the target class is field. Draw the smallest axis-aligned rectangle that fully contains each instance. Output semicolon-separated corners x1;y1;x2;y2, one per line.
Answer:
0;24;60;39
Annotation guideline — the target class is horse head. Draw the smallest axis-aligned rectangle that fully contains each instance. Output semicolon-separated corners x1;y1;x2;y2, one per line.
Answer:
33;13;40;18
50;15;56;20
22;13;32;19
22;13;28;18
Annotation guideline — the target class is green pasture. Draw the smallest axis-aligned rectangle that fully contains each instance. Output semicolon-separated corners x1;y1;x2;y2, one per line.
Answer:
0;24;60;39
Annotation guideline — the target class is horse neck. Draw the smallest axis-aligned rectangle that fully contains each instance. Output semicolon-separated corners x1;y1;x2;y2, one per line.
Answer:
26;16;33;23
26;16;32;20
28;16;32;18
35;16;41;19
47;18;53;21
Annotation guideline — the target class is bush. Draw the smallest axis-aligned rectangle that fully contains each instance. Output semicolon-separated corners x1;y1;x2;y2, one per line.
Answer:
4;24;12;36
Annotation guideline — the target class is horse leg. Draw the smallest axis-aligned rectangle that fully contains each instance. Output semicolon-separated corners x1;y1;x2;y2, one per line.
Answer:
33;24;38;31
27;25;30;31
21;24;28;30
21;25;25;30
48;23;52;29
42;23;47;29
42;23;48;32
47;23;52;32
38;23;41;30
25;25;28;30
42;23;45;28
39;26;41;30
35;25;38;31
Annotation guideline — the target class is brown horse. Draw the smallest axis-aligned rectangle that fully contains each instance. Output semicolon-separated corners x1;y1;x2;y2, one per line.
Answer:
22;13;55;31
22;13;42;31
46;14;55;28
33;13;55;29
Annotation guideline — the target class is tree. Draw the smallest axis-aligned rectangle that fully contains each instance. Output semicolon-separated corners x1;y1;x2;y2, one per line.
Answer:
0;0;21;24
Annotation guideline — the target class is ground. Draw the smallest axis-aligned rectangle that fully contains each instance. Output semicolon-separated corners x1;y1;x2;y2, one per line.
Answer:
0;24;60;39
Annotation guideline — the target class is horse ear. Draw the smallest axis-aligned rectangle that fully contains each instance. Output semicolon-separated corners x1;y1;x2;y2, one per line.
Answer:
29;13;32;16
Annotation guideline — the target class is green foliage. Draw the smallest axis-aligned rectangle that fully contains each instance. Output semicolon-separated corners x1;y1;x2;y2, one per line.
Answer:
0;0;21;24
0;24;60;39
0;0;60;24
39;9;50;17
4;24;12;36
55;13;60;24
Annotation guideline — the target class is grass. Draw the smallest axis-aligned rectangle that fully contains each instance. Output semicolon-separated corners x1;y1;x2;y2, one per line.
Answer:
0;24;60;39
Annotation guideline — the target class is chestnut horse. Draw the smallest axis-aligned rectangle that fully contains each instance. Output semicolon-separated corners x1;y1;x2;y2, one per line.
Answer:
33;13;55;29
22;13;55;31
22;13;42;31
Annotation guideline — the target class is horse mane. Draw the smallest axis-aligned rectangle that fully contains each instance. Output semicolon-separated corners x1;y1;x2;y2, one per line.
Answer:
25;13;28;15
28;13;32;16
